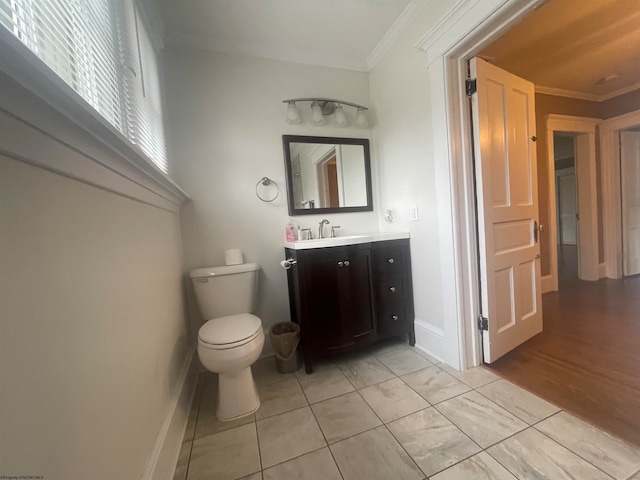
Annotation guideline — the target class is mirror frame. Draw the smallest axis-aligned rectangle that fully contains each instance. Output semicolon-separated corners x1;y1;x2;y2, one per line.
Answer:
282;135;373;216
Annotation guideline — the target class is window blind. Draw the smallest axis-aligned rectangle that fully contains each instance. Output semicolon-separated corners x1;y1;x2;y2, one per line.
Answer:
115;0;167;172
0;0;168;173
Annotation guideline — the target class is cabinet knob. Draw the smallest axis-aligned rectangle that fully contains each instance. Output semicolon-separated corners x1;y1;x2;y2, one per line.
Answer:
337;261;344;267
388;258;394;264
389;286;396;292
344;260;350;267
392;315;399;321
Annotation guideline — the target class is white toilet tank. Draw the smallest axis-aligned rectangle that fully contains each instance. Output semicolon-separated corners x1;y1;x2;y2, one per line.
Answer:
190;263;260;320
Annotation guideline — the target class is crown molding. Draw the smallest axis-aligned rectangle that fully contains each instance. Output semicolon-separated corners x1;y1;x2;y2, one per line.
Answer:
598;81;640;101
165;31;370;72
414;0;471;54
366;0;428;71
536;82;640;103
165;1;428;73
535;85;601;102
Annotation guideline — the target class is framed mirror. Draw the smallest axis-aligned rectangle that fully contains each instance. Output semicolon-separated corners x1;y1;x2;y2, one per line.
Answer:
282;135;373;215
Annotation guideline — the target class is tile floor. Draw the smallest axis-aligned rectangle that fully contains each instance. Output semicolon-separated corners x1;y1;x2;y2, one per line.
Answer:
173;339;640;480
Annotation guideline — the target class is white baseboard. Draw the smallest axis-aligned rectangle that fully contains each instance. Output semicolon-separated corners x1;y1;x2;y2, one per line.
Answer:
541;274;555;293
140;347;198;480
413;319;445;363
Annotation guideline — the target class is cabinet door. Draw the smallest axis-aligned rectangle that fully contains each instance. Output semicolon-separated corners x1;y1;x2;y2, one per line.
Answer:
345;248;375;341
302;250;350;348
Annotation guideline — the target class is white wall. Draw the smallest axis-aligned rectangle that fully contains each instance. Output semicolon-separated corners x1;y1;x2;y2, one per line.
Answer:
163;50;378;339
0;77;192;480
369;2;452;335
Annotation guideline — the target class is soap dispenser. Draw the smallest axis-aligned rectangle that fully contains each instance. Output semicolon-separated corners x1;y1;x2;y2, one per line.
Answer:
285;221;296;242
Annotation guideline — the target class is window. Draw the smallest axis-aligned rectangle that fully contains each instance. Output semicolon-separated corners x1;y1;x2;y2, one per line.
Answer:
115;0;167;172
0;0;167;173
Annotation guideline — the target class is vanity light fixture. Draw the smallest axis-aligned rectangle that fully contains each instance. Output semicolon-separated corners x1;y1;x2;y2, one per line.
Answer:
334;105;347;127
310;101;325;126
355;107;369;128
285;101;301;124
282;98;369;128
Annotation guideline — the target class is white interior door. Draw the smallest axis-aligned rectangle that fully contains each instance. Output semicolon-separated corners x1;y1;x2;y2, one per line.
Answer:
470;57;543;363
620;131;640;276
557;169;577;246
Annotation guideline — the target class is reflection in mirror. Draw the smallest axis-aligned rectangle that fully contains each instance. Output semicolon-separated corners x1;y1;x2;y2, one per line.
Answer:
283;135;373;215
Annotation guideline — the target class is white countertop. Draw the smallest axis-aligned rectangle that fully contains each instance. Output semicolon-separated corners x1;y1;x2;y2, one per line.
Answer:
283;231;410;250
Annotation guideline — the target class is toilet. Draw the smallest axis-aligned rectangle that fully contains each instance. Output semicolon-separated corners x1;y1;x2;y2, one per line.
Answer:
190;263;264;421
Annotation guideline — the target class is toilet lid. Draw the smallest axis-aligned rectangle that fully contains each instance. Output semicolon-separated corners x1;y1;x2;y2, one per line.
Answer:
198;313;262;347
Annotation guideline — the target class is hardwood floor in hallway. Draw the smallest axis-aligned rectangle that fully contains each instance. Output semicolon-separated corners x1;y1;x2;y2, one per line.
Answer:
486;246;640;447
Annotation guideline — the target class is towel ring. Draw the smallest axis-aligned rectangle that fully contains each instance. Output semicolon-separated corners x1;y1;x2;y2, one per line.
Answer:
256;177;279;203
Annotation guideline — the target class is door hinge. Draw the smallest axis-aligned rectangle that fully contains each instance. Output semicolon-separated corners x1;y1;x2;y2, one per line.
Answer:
478;315;488;331
466;78;477;96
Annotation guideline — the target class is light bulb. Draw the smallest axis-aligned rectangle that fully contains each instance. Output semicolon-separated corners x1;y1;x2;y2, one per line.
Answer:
356;108;368;128
334;104;347;127
285;102;301;124
311;101;325;125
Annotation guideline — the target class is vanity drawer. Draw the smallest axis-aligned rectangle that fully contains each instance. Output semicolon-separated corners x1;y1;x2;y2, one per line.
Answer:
372;242;408;274
377;303;409;335
375;274;408;302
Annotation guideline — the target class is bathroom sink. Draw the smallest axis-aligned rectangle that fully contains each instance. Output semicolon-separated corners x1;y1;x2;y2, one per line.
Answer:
284;234;372;250
284;232;410;250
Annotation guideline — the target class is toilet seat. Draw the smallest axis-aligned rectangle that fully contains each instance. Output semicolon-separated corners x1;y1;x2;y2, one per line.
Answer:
198;313;262;350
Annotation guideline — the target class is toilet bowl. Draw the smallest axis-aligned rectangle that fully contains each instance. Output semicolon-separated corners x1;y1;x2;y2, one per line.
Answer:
190;263;264;421
197;313;264;420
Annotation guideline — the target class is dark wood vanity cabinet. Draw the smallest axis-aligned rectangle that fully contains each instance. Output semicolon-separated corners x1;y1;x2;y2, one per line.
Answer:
371;240;416;340
285;239;415;373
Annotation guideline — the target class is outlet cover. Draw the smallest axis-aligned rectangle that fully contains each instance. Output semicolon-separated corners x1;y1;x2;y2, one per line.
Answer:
410;205;418;221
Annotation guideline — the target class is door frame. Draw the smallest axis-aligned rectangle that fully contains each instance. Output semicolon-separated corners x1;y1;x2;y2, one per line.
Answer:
416;0;546;369
545;115;600;291
600;108;640;278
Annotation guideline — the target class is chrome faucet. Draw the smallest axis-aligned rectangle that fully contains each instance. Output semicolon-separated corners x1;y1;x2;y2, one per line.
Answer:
318;219;330;239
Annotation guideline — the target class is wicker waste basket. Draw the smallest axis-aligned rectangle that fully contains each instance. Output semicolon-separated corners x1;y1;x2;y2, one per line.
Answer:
268;322;302;373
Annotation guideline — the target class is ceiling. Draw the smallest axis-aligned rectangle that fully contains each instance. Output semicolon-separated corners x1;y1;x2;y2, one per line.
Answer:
155;0;640;99
155;0;416;72
479;0;640;101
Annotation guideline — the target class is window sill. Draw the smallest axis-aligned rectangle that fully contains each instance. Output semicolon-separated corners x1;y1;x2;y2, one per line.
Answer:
0;30;189;209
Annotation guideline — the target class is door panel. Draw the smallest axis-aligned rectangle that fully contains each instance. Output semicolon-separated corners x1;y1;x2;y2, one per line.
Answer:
493;220;534;254
621;131;640;276
494;267;515;331
518;259;536;319
486;80;509;206
510;89;533;206
470;57;543;363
